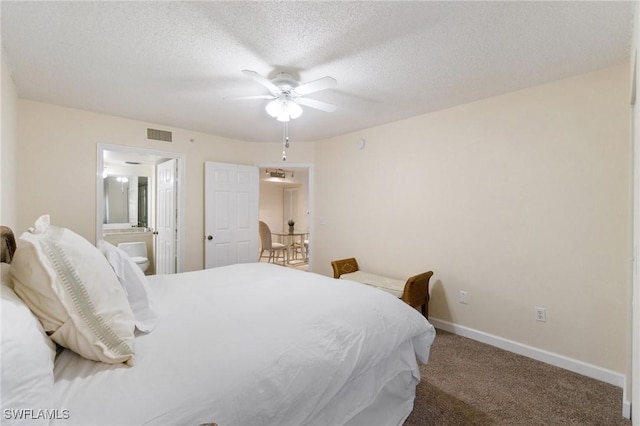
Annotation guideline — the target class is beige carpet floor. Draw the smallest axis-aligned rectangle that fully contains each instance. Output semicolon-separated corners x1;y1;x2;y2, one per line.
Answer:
404;330;630;426
258;256;308;271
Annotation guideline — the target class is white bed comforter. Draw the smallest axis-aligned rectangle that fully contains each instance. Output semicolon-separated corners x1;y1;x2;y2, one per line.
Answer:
51;263;435;426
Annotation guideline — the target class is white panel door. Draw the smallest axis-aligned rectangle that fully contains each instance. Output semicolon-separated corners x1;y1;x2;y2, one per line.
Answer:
156;159;177;274
205;162;259;269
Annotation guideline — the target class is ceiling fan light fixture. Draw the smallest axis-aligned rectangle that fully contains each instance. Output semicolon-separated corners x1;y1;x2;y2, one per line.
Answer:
288;101;303;119
267;99;302;122
276;109;290;122
265;100;283;118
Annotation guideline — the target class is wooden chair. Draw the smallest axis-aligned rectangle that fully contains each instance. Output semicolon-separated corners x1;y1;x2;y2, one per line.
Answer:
331;257;433;318
258;221;287;264
0;226;16;263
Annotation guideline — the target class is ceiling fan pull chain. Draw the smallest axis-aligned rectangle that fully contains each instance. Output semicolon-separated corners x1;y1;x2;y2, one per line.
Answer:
285;122;290;149
282;122;287;161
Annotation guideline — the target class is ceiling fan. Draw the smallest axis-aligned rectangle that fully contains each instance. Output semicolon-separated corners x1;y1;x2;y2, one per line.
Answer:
232;70;338;122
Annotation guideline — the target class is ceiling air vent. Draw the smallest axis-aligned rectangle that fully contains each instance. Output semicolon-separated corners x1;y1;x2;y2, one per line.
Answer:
147;128;172;142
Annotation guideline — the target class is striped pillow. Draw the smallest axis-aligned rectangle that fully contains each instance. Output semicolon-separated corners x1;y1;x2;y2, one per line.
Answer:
11;215;135;365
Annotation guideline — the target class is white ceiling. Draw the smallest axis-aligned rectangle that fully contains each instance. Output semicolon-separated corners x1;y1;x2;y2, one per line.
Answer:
1;1;634;143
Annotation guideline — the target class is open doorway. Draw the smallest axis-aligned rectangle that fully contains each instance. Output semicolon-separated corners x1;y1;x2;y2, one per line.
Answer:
257;163;313;272
96;144;186;274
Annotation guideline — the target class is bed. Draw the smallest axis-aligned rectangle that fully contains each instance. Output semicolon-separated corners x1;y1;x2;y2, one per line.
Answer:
1;218;436;426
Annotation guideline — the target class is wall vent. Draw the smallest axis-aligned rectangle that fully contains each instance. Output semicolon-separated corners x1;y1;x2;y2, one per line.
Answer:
147;128;172;142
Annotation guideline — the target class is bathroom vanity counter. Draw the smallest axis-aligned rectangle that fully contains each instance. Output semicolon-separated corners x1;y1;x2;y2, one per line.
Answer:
103;227;151;236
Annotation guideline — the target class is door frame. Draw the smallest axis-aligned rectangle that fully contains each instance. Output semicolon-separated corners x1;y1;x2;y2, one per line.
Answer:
96;143;186;273
257;162;314;272
630;46;639;423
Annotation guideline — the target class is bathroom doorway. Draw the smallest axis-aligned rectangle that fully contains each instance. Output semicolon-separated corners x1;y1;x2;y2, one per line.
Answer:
96;144;186;274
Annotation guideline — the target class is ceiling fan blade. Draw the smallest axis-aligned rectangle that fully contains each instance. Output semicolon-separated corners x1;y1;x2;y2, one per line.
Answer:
294;76;337;96
241;70;281;95
226;95;275;100
296;97;337;113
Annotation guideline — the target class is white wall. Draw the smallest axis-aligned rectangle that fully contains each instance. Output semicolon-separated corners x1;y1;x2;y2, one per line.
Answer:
16;100;315;271
313;64;631;376
1;53;18;229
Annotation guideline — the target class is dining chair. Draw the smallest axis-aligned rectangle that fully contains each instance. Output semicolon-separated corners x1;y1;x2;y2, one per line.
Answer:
292;237;309;261
258;221;287;264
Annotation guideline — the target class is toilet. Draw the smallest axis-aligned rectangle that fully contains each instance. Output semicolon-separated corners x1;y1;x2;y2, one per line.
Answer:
117;242;150;273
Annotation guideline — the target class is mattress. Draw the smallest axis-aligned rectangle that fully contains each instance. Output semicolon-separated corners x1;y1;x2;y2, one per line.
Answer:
51;263;435;425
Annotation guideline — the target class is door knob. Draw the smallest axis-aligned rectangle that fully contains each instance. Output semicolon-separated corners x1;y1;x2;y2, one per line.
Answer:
207;235;213;241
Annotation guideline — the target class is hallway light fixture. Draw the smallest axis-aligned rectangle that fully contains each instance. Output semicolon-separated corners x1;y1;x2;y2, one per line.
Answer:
265;168;295;179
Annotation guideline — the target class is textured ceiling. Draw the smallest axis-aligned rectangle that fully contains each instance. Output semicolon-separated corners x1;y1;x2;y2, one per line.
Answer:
1;1;634;143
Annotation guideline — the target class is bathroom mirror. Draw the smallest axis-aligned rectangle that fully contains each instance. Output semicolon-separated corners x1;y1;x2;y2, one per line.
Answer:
103;175;149;228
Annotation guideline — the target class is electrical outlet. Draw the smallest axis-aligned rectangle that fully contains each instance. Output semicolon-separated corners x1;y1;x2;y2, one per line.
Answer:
535;307;546;322
459;291;468;304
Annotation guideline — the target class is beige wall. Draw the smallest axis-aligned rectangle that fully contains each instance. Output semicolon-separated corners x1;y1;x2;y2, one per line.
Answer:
12;62;631;379
313;64;631;374
259;181;285;234
1;54;18;228
16;100;315;271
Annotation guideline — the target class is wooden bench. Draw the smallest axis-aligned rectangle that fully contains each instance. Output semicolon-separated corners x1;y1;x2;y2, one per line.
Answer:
331;257;433;318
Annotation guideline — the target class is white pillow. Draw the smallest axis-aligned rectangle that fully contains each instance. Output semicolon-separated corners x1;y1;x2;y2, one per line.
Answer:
97;240;158;333
10;215;135;365
1;264;56;425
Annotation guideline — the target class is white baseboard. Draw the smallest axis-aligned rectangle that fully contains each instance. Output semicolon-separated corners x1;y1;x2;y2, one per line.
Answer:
428;317;630;419
622;400;631;419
